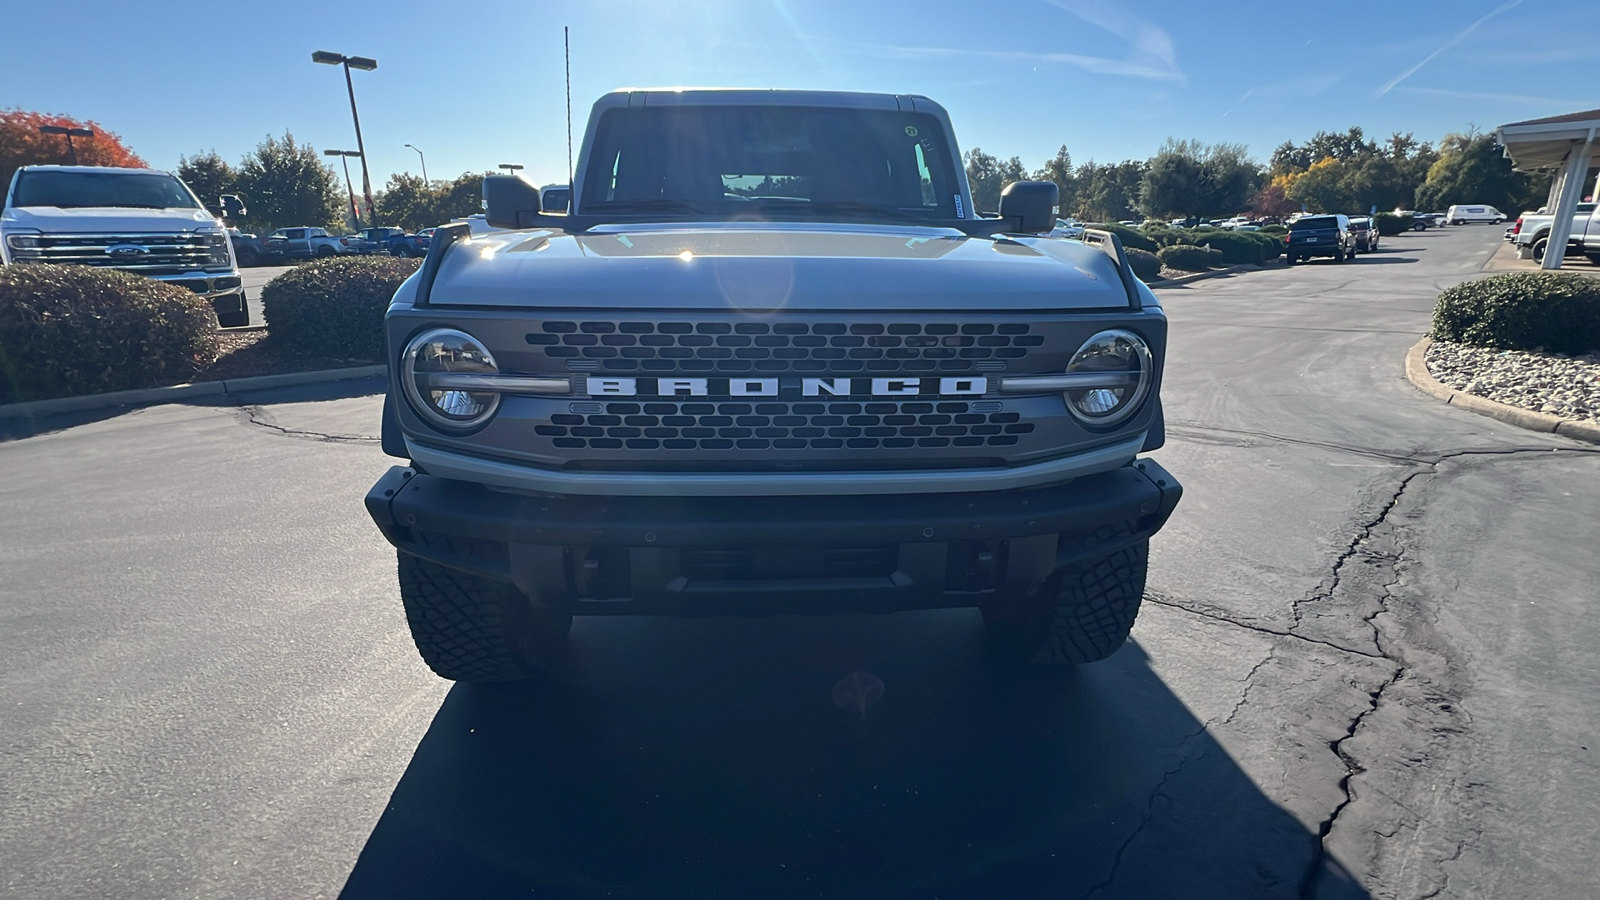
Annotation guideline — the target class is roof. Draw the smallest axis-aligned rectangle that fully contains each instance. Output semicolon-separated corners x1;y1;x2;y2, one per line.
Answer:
19;164;167;175
1495;109;1600;172
1502;109;1600;128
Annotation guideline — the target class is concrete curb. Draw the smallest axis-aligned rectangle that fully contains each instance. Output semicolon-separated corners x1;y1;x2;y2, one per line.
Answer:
1404;337;1600;444
1147;262;1269;288
0;365;386;421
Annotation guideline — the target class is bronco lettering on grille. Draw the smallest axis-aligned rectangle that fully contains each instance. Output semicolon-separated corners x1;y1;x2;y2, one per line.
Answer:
586;376;988;398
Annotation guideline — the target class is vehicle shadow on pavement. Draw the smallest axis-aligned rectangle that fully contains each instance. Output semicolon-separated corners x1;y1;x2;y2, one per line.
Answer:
339;612;1370;899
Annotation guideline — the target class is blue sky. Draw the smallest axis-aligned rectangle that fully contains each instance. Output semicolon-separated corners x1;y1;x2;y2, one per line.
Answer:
6;0;1599;190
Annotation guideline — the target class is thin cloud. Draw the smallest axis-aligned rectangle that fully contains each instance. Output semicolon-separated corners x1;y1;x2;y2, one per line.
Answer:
1373;0;1523;98
814;1;1185;86
1394;85;1592;109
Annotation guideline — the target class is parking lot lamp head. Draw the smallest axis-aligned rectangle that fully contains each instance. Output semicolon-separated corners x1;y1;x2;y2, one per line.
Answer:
324;149;363;229
37;125;94;165
312;50;378;223
498;163;524;174
405;143;428;185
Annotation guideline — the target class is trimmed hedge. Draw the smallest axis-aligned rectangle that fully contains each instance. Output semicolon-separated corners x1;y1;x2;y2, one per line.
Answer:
1373;212;1414;236
1126;247;1161;282
1259;224;1287;236
0;265;220;403
1186;230;1266;265
262;256;421;360
1086;223;1158;253
1158;245;1222;272
1432;272;1600;354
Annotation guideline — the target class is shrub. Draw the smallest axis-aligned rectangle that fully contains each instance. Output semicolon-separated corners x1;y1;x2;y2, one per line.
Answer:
1126;247;1161;282
262;255;421;360
1373;212;1414;236
1138;224;1190;249
1432;272;1600;354
1259;224;1287;236
1086;223;1158;253
1178;230;1265;265
1158;244;1222;272
1238;230;1283;261
0;265;219;403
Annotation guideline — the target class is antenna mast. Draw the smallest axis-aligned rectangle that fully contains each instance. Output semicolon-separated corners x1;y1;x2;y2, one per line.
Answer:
564;26;574;192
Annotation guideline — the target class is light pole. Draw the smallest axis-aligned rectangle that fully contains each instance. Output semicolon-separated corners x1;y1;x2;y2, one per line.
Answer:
498;163;524;175
404;143;428;185
38;125;93;165
312;51;377;222
324;149;363;229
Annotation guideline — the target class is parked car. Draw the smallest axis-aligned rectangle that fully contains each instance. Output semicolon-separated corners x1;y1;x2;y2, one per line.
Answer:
389;228;432;257
341;226;409;255
1348;217;1379;253
1048;218;1085;238
1510;202;1600;262
260;226;348;259
228;228;271;267
1446;204;1505;225
1285;214;1356;263
1;165;249;326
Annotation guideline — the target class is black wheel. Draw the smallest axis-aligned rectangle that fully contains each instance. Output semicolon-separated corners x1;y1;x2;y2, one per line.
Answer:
981;527;1148;665
316;246;336;258
396;552;572;682
1532;238;1548;262
1492;218;1501;225
1332;247;1345;262
1286;254;1297;265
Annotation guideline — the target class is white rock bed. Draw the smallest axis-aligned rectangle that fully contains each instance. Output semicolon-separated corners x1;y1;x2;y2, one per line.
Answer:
1426;339;1600;423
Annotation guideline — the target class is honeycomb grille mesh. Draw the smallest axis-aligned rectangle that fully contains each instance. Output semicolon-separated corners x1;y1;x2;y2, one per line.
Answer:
534;400;1037;451
525;321;1044;373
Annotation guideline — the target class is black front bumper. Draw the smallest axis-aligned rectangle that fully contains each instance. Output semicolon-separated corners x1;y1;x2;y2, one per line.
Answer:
366;460;1181;615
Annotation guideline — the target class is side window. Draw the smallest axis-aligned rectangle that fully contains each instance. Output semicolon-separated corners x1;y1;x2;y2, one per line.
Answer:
288;229;305;239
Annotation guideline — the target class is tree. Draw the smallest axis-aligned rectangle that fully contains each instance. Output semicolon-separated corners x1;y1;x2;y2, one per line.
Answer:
1138;139;1262;219
177;151;237;209
1249;174;1300;218
1032;145;1077;217
964;148;1025;213
377;172;437;231
1415;133;1544;215
437;172;488;222
233;132;343;234
0;109;145;191
1073;160;1146;222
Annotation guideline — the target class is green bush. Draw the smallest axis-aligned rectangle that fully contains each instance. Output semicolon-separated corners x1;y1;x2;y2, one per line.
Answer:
0;265;220;403
1238;230;1283;261
1178;231;1265;265
1432;272;1600;354
1137;224;1190;249
262;256;421;359
1126;247;1161;282
1259;224;1287;236
1158;245;1222;272
1373;212;1414;236
1086;223;1158;253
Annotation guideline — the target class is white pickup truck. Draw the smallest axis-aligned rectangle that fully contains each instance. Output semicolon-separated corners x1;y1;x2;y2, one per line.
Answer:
1;165;249;326
1510;202;1600;263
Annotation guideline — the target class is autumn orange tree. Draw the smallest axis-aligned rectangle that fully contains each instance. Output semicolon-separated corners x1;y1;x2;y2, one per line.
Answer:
0;110;146;193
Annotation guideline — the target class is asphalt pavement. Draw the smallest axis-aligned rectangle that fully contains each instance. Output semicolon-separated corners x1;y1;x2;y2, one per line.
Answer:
239;264;293;327
2;224;1596;899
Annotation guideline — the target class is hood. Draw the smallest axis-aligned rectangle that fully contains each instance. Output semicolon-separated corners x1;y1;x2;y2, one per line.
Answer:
425;222;1137;312
2;206;220;234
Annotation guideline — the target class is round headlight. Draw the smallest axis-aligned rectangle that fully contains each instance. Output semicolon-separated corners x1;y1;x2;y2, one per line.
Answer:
1063;329;1152;427
401;328;501;431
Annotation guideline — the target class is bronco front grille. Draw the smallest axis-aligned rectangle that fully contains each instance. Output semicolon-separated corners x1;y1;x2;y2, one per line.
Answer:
535;399;1037;451
524;321;1044;374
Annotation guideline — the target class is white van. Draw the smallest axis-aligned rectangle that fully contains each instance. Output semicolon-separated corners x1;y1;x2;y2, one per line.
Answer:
1446;204;1505;225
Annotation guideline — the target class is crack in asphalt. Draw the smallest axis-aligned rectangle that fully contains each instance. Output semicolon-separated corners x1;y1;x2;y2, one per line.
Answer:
1080;742;1208;900
1299;668;1405;900
1144;592;1389;660
233;404;379;444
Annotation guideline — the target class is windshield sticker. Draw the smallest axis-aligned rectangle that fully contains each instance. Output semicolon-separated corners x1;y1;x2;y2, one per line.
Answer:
904;125;919;137
616;235;634;248
954;194;963;217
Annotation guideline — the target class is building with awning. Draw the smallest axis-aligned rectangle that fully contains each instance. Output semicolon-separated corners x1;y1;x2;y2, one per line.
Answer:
1496;109;1600;269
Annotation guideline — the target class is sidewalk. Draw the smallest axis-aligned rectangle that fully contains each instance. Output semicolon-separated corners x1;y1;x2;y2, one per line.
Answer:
1479;238;1600;275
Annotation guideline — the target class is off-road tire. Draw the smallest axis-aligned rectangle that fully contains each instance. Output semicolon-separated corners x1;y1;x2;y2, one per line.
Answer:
396;552;572;682
1532;237;1548;262
981;526;1148;666
316;245;336;258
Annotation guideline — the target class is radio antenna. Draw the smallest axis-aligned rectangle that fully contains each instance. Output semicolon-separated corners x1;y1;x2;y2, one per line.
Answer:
572;24;579;192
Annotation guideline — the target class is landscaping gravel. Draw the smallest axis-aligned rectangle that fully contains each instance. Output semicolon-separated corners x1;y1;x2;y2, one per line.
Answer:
1427;339;1600;423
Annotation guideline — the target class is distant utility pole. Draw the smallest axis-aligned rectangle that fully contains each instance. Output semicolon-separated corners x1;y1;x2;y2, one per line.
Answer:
324;149;364;229
38;125;93;165
312;51;378;222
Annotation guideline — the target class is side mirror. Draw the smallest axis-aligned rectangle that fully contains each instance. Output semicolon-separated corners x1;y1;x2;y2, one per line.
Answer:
998;181;1059;234
483;175;542;228
220;194;247;219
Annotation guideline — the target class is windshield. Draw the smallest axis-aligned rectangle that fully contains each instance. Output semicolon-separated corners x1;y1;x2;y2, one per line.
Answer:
579;105;962;221
1292;216;1339;230
12;170;200;210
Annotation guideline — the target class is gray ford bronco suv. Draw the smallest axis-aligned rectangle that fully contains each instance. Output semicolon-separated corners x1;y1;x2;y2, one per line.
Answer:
365;89;1182;681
